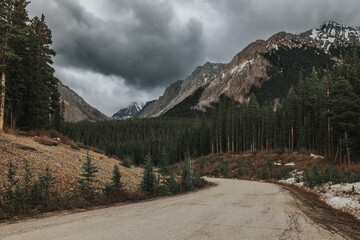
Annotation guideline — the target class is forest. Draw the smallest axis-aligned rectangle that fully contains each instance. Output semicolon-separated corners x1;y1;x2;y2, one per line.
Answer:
64;47;360;168
0;0;62;132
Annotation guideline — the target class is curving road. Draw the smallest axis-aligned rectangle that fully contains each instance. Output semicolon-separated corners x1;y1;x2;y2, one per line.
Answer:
0;178;355;240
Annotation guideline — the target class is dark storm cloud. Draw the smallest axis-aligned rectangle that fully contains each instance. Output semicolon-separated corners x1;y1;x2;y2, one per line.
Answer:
203;0;360;62
27;0;360;115
29;0;205;89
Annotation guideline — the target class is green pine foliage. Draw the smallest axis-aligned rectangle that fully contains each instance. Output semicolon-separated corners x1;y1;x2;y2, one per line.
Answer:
77;153;99;198
1;1;62;132
141;153;157;194
111;164;123;190
121;156;131;168
158;148;170;176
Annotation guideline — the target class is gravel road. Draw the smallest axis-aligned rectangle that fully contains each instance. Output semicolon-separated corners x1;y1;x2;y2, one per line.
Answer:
0;178;355;240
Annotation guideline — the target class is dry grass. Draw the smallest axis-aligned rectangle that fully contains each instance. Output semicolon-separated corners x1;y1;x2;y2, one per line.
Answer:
0;132;143;194
191;151;359;180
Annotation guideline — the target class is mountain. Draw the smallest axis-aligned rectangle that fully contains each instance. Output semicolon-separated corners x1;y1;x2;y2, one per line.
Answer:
136;21;360;118
58;81;109;122
137;62;225;118
112;103;142;120
196;21;360;109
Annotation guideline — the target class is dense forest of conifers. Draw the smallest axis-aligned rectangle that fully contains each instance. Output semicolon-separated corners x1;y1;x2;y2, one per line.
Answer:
1;1;359;169
64;48;360;167
0;0;62;132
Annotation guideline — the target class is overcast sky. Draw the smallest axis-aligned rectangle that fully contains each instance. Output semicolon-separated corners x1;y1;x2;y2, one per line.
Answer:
28;0;360;116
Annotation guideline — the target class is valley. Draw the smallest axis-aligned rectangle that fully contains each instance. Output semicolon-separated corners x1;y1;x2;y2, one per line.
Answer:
1;1;360;239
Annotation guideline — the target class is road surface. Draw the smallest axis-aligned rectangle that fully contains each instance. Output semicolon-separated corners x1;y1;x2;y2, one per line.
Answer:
0;178;355;240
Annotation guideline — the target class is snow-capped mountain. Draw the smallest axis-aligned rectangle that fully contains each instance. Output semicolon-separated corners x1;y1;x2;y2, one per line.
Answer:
301;21;360;53
196;21;360;109
112;103;142;120
133;21;360;118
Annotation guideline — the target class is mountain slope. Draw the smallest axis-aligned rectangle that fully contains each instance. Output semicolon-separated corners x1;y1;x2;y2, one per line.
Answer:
138;62;225;118
0;132;142;192
196;21;359;109
58;81;109;122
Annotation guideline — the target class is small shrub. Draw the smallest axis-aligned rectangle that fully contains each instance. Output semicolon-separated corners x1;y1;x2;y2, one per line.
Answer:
34;137;58;146
121;156;131;168
212;166;219;177
71;144;80;150
220;161;228;177
16;145;37;151
238;164;243;177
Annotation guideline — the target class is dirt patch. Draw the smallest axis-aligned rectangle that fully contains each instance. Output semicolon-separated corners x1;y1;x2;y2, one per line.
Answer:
281;184;360;240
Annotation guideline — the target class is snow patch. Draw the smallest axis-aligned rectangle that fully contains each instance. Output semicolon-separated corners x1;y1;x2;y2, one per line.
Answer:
230;60;254;75
310;28;320;39
284;162;295;166
310;153;324;159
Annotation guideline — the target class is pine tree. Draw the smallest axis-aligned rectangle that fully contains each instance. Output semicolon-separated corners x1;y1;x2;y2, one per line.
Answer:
111;164;123;190
330;77;359;167
181;152;192;190
158;148;170;176
0;0;28;131
248;93;260;152
38;167;56;209
121;155;131;168
77;153;99;197
141;153;156;194
285;86;298;151
22;159;33;207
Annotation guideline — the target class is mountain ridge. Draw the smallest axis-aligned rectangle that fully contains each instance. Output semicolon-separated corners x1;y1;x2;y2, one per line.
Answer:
58;81;109;122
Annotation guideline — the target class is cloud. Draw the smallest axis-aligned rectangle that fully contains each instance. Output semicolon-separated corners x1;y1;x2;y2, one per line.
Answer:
27;0;360;114
28;0;205;89
56;67;164;116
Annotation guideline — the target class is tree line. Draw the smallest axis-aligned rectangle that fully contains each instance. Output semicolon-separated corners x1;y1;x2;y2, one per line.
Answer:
0;0;62;132
0;151;203;219
63;48;360;167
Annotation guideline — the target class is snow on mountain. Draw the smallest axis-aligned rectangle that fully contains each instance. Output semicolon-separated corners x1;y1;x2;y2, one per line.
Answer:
112;102;143;120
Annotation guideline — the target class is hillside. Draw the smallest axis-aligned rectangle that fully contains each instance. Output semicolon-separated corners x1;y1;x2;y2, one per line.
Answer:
0;132;142;193
58;81;109;122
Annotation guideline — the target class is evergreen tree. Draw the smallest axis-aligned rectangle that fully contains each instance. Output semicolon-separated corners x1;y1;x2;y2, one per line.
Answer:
181;152;192;190
141;153;156;194
158;148;170;176
0;0;28;131
111;164;123;190
330;77;359;167
77;153;99;197
38;167;56;209
121;155;131;168
285;86;298;151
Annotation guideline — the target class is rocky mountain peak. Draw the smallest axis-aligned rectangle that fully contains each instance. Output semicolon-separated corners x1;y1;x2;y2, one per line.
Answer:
58;81;108;122
112;102;142;120
137;62;225;118
197;22;359;109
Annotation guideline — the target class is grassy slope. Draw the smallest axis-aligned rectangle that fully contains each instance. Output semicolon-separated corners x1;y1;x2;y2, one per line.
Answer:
0;132;143;194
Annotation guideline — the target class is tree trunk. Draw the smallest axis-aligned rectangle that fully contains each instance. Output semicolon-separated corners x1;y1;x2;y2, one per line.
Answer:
339;137;343;164
291;125;294;151
344;131;351;168
0;69;6;132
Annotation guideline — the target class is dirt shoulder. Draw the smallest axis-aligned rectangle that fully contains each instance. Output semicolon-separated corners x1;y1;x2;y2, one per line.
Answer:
281;184;360;239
